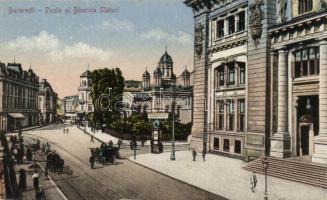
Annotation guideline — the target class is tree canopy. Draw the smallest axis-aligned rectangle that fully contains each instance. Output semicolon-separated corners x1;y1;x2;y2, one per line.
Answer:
88;68;125;127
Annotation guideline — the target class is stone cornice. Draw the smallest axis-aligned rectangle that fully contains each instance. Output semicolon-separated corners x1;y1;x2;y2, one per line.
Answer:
208;34;247;54
269;12;327;48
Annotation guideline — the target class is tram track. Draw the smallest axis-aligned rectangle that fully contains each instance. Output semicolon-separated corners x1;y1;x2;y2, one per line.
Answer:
24;133;146;200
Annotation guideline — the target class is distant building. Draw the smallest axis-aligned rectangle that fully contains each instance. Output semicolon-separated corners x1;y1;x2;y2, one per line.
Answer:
63;95;79;120
78;70;94;121
0;62;39;132
124;50;193;124
38;79;57;124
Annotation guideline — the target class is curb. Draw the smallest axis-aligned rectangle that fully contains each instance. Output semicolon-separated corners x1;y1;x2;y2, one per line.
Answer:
128;158;227;200
36;162;68;200
77;126;190;147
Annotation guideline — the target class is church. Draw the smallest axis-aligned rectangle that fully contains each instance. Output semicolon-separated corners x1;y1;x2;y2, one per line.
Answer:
124;50;193;124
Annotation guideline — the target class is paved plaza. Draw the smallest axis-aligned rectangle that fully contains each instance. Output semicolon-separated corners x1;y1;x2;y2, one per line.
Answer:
129;151;327;200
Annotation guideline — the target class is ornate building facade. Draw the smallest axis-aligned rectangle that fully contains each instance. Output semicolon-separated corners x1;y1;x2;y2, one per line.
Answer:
38;79;57;124
0;62;39;131
185;0;327;164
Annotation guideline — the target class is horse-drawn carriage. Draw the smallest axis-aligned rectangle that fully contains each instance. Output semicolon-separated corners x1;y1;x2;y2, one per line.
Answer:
91;145;120;165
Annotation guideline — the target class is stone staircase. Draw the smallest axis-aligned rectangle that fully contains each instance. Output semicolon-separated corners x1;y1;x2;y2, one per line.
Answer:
243;157;327;188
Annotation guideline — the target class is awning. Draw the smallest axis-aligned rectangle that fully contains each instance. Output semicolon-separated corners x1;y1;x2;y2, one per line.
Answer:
8;113;25;119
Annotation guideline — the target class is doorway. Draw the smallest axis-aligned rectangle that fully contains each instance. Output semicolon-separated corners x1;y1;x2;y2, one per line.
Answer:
300;125;310;155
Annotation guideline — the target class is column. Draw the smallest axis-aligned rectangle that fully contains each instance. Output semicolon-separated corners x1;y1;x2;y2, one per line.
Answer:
277;48;288;134
234;98;238;132
270;48;291;158
313;39;327;163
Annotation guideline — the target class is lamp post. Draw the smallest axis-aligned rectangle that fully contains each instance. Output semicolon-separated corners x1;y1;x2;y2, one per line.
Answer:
170;76;176;161
262;156;269;200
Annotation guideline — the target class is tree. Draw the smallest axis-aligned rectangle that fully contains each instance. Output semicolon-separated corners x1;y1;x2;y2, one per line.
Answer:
88;68;125;128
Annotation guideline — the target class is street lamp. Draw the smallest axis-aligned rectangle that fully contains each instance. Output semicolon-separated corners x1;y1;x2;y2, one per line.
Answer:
262;156;269;200
170;76;176;161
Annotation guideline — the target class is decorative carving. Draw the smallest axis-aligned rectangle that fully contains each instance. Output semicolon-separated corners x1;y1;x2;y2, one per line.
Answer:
278;0;287;23
249;0;264;45
194;24;204;59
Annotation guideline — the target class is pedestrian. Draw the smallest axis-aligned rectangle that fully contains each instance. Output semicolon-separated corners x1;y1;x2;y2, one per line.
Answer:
202;148;207;162
44;162;49;180
32;170;39;191
192;149;197;161
26;148;32;161
18;168;27;191
130;141;133;150
63;128;65;134
67;128;69;134
36;139;40;150
59;158;64;173
90;135;94;143
117;139;122;150
46;142;50;154
41;144;45;156
89;154;95;169
53;153;59;173
250;171;257;192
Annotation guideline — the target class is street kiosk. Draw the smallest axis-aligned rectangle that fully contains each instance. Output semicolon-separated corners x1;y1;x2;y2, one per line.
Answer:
151;120;163;153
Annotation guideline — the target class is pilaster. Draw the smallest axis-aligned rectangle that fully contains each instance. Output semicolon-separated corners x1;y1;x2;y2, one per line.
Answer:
313;39;327;163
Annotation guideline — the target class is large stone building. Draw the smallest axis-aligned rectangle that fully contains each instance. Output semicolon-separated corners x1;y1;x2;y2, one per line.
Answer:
0;62;39;132
185;0;327;164
124;50;193;124
38;79;57;124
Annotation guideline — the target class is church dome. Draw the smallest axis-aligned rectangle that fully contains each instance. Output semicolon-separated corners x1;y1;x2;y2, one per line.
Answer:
159;50;173;64
143;70;150;78
153;67;162;75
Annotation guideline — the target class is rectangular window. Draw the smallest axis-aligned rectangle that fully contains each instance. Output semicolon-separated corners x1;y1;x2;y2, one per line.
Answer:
215;100;224;130
223;139;230;152
298;0;313;15
238;11;245;32
234;140;242;154
294;47;319;78
217;20;225;38
219;67;225;86
228;66;235;85
227;100;234;131
227;16;235;35
239;65;245;85
238;99;245;132
213;138;220;150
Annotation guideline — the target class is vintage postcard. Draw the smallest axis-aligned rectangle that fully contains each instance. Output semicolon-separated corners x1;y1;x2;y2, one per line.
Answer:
0;0;326;200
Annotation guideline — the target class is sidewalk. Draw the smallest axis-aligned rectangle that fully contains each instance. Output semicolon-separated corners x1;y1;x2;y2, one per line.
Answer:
80;125;189;146
14;161;66;200
129;151;327;200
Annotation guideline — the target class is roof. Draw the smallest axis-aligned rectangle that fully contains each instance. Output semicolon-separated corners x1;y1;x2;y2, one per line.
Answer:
143;70;150;77
153;67;162;75
182;68;190;77
80;70;91;78
159;50;173;64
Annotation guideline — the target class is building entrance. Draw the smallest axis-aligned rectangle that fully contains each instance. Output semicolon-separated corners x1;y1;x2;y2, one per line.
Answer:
297;96;319;157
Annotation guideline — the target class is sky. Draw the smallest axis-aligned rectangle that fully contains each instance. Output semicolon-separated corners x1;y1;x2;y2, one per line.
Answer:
0;0;194;98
